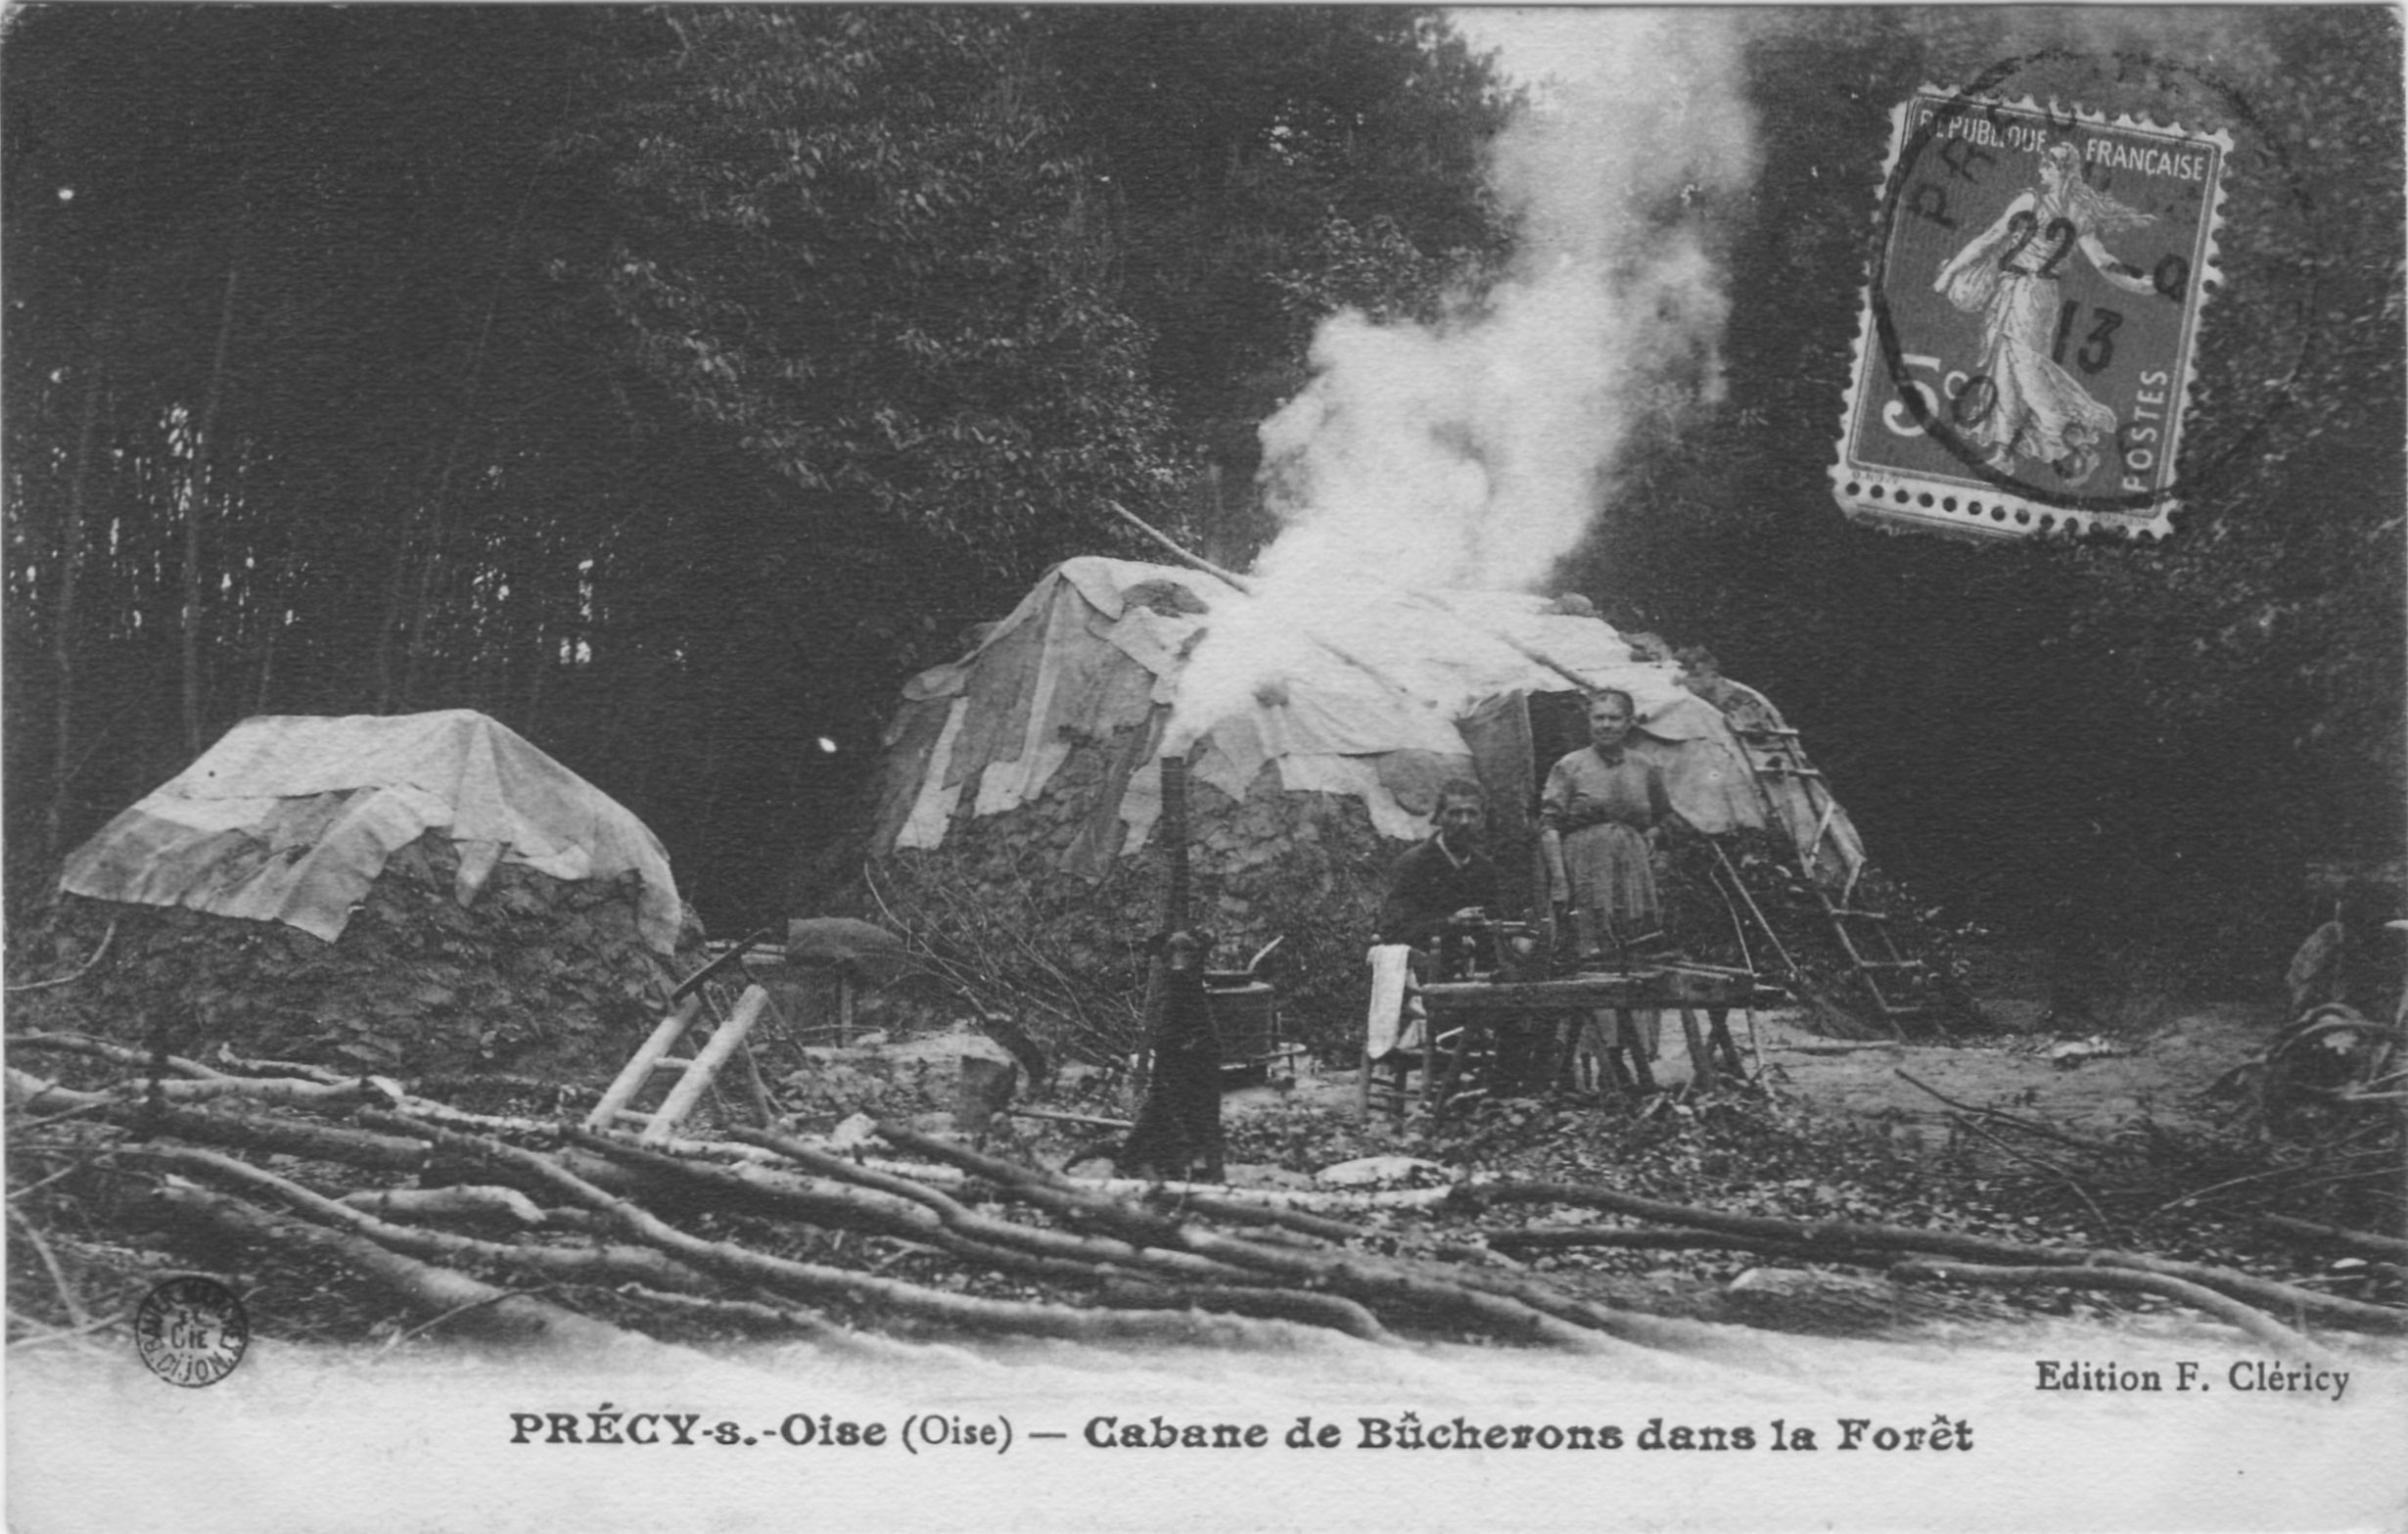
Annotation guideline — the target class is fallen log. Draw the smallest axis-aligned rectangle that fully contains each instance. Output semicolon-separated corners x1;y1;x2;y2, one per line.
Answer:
152;1182;644;1351
42;1087;646;1206
737;1122;1461;1211
207;1049;352;1084
871;1122;1197;1247
339;1185;547;1231
4;1064;399;1112
1142;1189;1361;1244
125;1106;434;1173
641;1131;1263;1287
872;1123;1668;1354
567;1131;949;1242
726;1126;967;1218
1462;1180;2408;1334
127;1144;717;1295
608;1126;1640;1353
3;1075;434;1174
1094;1278;1392;1342
7;1032;228;1080
1718;1266;2026;1336
360;1110;1335;1349
1166;1225;1619;1352
2255;1214;2408;1261
1889;1259;2350;1370
1490;1226;1838;1260
873;1119;1460;1223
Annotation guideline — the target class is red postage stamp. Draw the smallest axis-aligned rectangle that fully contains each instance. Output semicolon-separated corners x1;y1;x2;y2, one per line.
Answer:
1834;88;2231;541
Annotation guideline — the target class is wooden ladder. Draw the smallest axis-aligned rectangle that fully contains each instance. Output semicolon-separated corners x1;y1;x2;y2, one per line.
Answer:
1730;723;1946;1039
582;985;770;1146
1807;887;1945;1039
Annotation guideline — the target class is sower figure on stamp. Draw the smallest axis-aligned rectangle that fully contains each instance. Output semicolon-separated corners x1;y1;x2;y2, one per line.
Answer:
1932;141;2155;485
1540;688;1692;1095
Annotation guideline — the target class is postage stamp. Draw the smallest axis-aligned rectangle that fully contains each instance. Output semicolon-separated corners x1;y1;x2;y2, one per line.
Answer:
1833;87;2231;540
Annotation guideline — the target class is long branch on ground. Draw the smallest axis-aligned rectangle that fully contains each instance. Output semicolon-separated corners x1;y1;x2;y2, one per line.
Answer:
5;1033;2400;1356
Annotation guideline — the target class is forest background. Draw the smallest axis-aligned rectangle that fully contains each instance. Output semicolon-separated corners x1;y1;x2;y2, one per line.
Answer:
4;7;2400;992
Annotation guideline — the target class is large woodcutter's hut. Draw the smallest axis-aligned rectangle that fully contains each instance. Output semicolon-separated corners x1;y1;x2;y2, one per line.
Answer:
867;558;1874;1052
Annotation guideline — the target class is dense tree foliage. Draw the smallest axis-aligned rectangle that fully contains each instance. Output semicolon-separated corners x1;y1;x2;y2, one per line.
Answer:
1037;9;1514;558
4;8;2397;985
3;6;1511;926
1567;8;2404;975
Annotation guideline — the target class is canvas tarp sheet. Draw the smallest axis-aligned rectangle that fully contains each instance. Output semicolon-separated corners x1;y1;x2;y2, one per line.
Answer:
884;556;1862;877
60;710;682;953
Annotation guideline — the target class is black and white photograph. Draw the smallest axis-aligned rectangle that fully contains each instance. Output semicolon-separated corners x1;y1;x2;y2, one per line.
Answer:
4;7;2403;1530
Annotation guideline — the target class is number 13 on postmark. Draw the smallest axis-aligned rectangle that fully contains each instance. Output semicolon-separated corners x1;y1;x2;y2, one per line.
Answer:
1834;87;2230;541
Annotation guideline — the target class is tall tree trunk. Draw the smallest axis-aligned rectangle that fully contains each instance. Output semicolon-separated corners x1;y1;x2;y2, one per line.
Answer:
184;262;241;756
401;178;535;708
397;414;474;709
46;351;107;864
254;620;280;715
373;475;424;714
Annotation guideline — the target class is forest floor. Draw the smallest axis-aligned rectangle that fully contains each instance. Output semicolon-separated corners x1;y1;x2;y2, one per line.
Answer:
9;944;2399;1359
1240;994;2267;1152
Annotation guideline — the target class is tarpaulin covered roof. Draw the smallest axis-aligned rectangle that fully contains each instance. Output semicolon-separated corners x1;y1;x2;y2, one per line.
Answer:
876;557;1865;880
60;710;681;953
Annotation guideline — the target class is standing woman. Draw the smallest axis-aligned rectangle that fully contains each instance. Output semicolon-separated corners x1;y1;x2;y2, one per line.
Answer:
1542;688;1687;1089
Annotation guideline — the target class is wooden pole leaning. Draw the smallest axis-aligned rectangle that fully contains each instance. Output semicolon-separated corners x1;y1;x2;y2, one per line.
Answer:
583;995;702;1135
639;987;770;1148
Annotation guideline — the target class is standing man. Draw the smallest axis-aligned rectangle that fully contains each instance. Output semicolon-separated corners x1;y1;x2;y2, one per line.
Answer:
1380;779;1502;953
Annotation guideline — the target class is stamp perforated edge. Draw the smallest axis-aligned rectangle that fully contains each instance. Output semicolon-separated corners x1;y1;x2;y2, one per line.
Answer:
1829;82;2234;542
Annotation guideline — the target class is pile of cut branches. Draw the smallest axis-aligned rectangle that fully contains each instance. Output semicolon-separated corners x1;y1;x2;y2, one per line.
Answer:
1896;1056;2408;1239
8;1045;2403;1363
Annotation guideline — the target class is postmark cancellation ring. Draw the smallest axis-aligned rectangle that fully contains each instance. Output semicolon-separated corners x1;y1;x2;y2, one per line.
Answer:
134;1276;250;1388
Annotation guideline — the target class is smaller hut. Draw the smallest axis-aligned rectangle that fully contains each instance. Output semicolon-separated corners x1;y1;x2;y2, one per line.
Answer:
19;710;690;1077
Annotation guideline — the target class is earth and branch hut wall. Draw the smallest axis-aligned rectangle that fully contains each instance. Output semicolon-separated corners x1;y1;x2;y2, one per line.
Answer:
12;834;686;1079
870;721;1410;1064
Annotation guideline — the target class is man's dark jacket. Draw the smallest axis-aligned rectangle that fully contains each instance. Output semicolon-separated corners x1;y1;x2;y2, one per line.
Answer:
1381;835;1501;949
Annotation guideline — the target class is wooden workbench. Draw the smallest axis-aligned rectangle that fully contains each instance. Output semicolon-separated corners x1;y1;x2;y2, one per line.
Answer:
1411;963;1756;1112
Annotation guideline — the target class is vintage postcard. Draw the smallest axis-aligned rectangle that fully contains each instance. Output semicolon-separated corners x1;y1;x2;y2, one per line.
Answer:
6;7;2403;1532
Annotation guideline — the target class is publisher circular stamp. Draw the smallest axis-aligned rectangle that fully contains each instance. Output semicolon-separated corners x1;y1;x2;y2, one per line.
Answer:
134;1276;250;1388
1833;58;2261;541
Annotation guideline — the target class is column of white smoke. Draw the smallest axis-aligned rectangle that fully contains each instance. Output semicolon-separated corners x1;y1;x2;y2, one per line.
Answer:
1174;13;1760;741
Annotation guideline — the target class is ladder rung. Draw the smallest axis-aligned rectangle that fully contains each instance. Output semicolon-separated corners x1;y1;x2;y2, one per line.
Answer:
650;1056;694;1071
1859;959;1925;970
612;1108;658;1123
1829;908;1890;920
1757;765;1825;777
